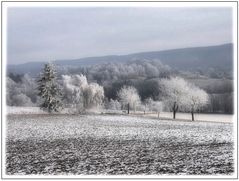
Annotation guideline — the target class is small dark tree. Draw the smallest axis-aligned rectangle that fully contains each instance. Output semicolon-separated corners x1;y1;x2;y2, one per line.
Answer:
37;63;63;113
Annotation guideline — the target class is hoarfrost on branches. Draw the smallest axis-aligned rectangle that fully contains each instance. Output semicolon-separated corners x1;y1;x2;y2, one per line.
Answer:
7;75;38;106
161;76;208;120
84;83;104;109
11;93;34;107
62;74;86;113
37;63;63;113
105;99;121;110
117;86;141;112
160;77;189;119
183;84;209;121
151;101;164;117
62;74;104;113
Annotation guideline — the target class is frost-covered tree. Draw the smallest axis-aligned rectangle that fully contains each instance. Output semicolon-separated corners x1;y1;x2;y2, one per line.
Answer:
37;63;63;113
117;86;141;113
151;101;164;118
11;93;33;107
105;99;121;110
84;83;104;109
62;74;104;112
70;59;171;84
144;62;159;78
143;97;153;113
142;98;163;117
6;77;18;106
7;75;38;106
62;74;87;112
183;85;209;121
21;74;38;103
161;76;209;120
160;77;189;119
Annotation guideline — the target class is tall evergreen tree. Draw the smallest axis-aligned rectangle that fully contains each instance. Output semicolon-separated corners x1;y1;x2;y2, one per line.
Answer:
37;63;63;113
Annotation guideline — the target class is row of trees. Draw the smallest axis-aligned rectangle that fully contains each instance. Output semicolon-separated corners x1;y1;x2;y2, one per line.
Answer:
11;62;234;119
37;63;104;113
35;63;209;120
160;77;208;120
68;60;171;85
7;58;233;114
115;77;208;121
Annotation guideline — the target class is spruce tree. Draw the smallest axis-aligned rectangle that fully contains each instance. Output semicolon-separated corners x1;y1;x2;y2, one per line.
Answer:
37;63;63;113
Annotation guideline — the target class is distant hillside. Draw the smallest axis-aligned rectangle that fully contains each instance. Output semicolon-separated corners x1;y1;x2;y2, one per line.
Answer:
7;43;233;76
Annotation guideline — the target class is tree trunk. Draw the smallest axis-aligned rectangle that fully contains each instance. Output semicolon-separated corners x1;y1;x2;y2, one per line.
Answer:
191;111;194;121
173;110;176;119
127;103;130;114
172;102;178;119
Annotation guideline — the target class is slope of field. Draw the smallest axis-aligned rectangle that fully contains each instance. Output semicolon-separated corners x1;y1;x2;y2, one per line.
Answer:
6;114;233;175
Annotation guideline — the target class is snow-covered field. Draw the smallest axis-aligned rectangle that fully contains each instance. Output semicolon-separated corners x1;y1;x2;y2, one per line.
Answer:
7;107;46;115
140;112;233;123
7;106;233;123
7;106;70;115
6;114;234;175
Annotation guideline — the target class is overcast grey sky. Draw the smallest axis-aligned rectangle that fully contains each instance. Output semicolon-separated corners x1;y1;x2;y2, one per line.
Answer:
7;7;233;65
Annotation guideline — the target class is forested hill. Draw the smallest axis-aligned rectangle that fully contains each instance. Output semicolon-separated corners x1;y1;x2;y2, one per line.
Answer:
8;43;233;76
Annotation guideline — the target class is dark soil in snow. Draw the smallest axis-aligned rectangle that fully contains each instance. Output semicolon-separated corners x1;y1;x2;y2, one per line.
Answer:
6;114;234;175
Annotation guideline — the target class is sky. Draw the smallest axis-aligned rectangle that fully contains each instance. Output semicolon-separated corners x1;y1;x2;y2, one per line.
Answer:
7;7;233;65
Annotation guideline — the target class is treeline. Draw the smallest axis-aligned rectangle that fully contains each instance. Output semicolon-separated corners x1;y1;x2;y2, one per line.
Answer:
66;60;172;84
7;60;234;114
